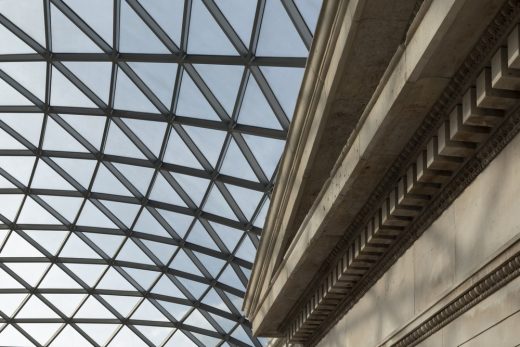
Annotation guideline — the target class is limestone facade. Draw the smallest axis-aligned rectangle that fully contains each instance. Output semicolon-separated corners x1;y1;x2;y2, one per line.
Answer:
244;0;520;346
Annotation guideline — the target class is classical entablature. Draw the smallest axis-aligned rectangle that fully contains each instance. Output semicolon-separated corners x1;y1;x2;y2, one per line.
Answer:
244;0;520;345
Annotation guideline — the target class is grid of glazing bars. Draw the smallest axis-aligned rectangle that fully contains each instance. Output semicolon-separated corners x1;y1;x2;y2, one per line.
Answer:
0;0;320;346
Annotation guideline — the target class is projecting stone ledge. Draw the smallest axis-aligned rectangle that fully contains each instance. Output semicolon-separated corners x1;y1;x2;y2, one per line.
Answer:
244;0;517;344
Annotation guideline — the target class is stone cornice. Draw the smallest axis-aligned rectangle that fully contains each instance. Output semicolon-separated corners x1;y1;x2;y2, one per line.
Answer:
243;0;344;322
286;1;520;344
246;0;432;335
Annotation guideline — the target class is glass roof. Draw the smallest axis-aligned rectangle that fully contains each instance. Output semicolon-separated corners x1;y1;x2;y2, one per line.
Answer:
0;0;320;346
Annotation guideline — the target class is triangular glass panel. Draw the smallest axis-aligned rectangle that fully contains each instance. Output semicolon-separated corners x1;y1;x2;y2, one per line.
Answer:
0;0;45;46
31;159;76;190
157;209;193;238
170;249;203;276
49;324;92;347
52;158;96;188
209;222;244;251
0;113;43;147
261;66;304;119
63;0;114;45
43;117;89;152
83;232;124;258
218;264;245;290
192;332;221;346
101;295;141;318
63;62;112;103
0;325;36;347
119;0;170;53
184;309;215;331
96;267;136;291
151;275;186;298
116;239;155;265
122;267;160;290
17;197;61;224
253;196;269;228
74;295;115;319
172;172;210;206
50;67;97;107
92;164;133;196
149;174;187;207
128;62;177;108
0;62;46;101
77;323;119;347
256;0;308;57
131;299;168;322
6;262;49;287
194;252;225;278
0;194;24;221
231;325;252;345
139;0;184;45
39;195;83;222
16;295;59;319
209;312;235;332
195;64;243;115
164;330;197;347
0;268;25;289
215;0;256;45
59;233;101;259
0;232;43;257
0;293;27;316
0;77;33;105
109;326;147;347
0;126;26;149
122;118;167;157
104;120;147;159
220;138;257;181
225;184;263;220
183;125;226;168
77;200;118;229
65;263;107;287
0;156;35;186
203;185;238;221
202;287;230;312
187;0;237;55
134;208;171;238
113;162;154;196
0;24;33;54
39;265;82;289
50;3;101;53
243;134;285;179
294;0;322;33
156;300;190;321
238;74;282;129
176;277;207;299
99;200;140;228
24;230;69;256
135;325;172;346
114;69;159;113
42;293;86;317
163;128;204;169
60;114;106;149
186;221;219;251
235;235;256;263
176;72;220;121
142;239;177;265
0;173;16;188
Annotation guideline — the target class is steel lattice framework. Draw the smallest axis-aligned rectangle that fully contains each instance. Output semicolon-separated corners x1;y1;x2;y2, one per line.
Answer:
0;0;320;346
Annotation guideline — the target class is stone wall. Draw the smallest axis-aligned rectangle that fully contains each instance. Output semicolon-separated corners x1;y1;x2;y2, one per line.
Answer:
315;126;520;347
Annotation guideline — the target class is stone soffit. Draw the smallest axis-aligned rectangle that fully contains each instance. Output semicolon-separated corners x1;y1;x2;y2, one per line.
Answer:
245;0;520;344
